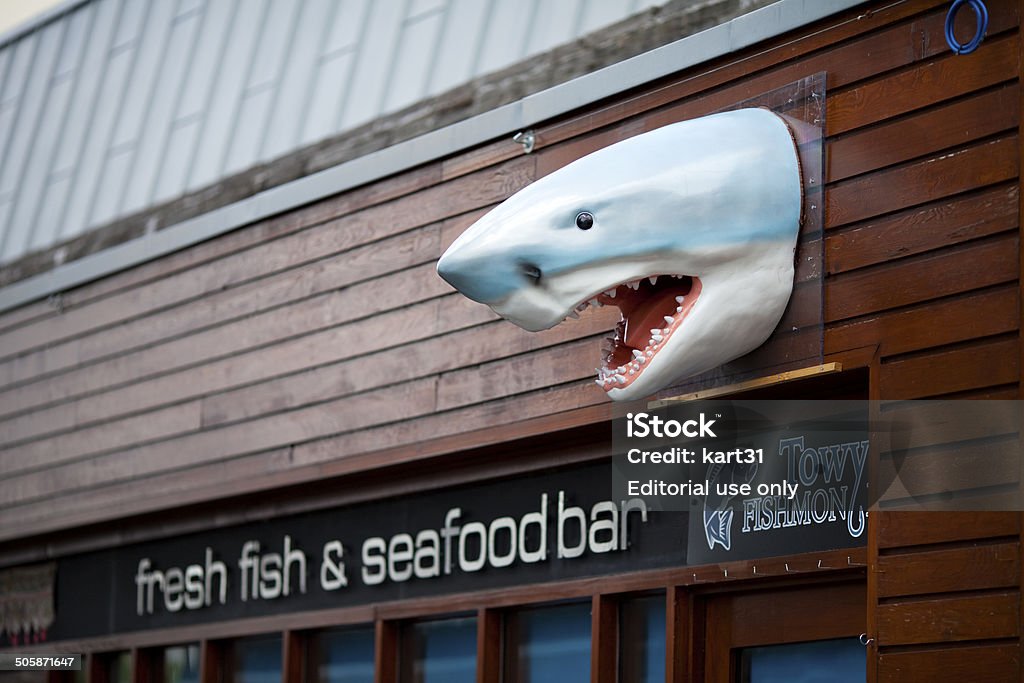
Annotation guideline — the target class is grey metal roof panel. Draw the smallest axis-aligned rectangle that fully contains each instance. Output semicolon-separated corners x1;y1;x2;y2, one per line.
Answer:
119;2;203;216
580;0;636;35
260;0;335;161
523;0;574;56
427;0;489;94
0;0;689;267
0;20;66;262
383;2;446;113
0;0;867;315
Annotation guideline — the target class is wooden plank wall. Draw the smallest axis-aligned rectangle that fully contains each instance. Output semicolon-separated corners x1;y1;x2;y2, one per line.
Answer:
0;0;1020;674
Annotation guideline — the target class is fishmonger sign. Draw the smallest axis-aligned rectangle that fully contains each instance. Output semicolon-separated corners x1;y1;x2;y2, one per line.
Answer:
612;400;869;565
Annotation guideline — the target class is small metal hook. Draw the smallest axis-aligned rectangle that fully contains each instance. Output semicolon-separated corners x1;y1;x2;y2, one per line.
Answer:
859;633;875;646
512;130;535;154
47;293;65;314
785;563;794;573
847;556;865;567
692;572;711;584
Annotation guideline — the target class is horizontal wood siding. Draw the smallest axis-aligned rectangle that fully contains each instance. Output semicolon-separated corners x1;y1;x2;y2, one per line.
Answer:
0;0;1005;529
877;644;1020;683
0;0;1021;671
876;593;1020;645
821;3;1024;677
877;543;1021;597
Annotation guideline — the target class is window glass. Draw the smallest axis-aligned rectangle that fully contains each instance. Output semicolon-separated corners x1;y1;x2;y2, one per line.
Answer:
738;638;865;683
399;615;476;683
106;652;131;683
619;593;666;683
232;635;282;683
505;602;591;683
164;644;200;683
311;626;375;683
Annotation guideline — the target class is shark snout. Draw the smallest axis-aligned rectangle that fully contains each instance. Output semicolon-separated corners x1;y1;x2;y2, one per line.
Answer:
438;238;571;331
436;248;477;299
438;237;549;308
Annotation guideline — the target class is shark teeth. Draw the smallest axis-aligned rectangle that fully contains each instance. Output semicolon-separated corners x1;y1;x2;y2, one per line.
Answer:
585;274;692;312
588;273;698;392
569;296;610;318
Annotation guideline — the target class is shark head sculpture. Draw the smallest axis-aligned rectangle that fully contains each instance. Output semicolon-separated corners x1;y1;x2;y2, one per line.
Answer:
437;108;803;401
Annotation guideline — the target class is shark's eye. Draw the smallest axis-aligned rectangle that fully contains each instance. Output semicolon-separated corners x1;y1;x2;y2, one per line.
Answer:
575;211;594;230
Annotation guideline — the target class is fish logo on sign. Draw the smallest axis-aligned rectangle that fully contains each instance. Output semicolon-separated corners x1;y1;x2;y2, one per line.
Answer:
703;509;734;551
702;460;758;552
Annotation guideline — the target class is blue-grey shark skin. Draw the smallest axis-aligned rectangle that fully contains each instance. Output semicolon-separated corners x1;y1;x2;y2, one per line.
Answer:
437;108;803;401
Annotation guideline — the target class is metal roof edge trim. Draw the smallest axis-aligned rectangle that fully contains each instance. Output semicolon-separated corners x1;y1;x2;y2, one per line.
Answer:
0;0;866;313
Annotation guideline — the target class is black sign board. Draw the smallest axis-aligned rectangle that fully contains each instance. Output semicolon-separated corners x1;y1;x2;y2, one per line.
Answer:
47;416;869;643
49;461;687;640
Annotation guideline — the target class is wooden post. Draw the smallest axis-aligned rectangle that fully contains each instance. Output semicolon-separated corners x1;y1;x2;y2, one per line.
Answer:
666;587;698;683
198;641;221;683
591;594;618;683
131;648;156;683
282;631;304;683
86;654;104;683
476;609;501;683
1018;8;1024;675
866;345;881;683
374;620;398;683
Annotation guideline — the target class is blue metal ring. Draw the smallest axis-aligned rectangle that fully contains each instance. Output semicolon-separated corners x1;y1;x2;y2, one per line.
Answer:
945;0;988;55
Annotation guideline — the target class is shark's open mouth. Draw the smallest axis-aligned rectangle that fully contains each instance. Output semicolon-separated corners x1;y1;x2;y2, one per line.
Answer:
574;274;702;392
